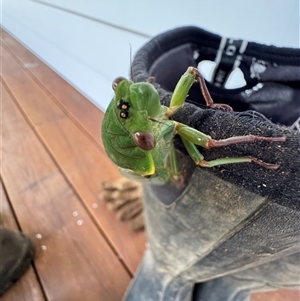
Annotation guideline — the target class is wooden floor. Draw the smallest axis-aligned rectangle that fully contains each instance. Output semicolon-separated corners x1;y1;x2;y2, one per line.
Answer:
0;29;299;301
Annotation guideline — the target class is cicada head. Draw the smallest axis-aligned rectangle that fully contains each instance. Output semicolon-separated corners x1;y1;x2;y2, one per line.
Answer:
101;76;164;180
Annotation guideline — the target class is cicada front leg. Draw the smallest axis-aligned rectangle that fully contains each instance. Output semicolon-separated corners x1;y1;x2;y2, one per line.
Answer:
166;66;232;118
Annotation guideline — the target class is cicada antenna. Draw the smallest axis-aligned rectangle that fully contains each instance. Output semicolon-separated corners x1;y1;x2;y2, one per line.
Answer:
129;43;134;82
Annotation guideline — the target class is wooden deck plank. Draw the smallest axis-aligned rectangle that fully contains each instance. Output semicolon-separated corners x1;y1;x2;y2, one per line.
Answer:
1;83;131;301
0;44;146;274
0;181;46;301
1;28;104;147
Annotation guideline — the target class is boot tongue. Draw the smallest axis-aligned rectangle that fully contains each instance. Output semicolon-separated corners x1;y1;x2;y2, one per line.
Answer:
210;37;248;87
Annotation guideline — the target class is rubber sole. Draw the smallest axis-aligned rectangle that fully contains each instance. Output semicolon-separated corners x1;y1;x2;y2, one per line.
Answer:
0;234;35;296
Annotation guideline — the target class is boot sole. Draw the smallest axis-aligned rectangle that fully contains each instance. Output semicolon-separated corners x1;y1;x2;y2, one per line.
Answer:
0;234;35;296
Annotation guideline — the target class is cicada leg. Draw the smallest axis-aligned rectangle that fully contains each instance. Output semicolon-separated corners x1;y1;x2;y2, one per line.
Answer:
169;143;181;180
177;123;285;170
166;66;232;117
166;67;199;117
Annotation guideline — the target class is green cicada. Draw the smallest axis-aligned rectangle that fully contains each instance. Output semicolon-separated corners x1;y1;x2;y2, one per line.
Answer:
101;67;285;184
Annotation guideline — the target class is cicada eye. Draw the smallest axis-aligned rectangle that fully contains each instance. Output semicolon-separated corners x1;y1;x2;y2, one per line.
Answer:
133;132;156;151
112;76;127;90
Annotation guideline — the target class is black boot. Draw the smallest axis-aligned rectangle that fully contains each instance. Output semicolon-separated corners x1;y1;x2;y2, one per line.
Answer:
123;26;300;301
0;228;35;295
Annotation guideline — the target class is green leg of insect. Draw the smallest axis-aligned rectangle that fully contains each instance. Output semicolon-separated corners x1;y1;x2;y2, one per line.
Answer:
180;134;281;170
166;66;231;117
175;112;285;170
169;142;181;179
166;67;286;170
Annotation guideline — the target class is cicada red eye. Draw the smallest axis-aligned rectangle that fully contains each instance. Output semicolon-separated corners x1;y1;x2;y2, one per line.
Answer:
133;132;156;150
112;76;127;90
